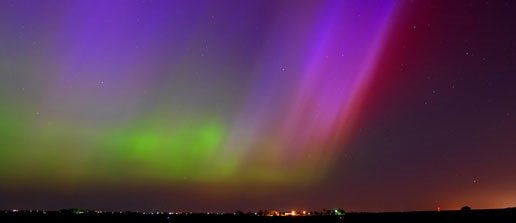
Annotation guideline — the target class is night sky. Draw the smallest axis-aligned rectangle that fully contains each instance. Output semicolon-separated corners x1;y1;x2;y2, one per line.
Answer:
1;0;516;212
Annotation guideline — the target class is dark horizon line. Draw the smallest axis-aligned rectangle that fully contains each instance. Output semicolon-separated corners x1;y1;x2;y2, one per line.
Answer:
3;206;516;214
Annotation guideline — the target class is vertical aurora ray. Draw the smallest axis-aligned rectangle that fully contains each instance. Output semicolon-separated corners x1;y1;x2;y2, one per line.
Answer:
0;0;398;186
225;0;398;181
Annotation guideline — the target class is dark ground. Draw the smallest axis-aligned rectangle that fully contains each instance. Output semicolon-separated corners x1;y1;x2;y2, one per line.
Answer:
1;208;516;223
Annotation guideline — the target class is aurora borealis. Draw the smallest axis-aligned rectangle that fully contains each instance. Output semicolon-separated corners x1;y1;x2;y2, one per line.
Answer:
0;0;396;184
2;0;516;212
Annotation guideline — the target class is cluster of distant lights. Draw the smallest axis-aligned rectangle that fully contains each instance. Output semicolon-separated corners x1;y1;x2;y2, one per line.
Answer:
4;209;345;217
8;210;47;214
